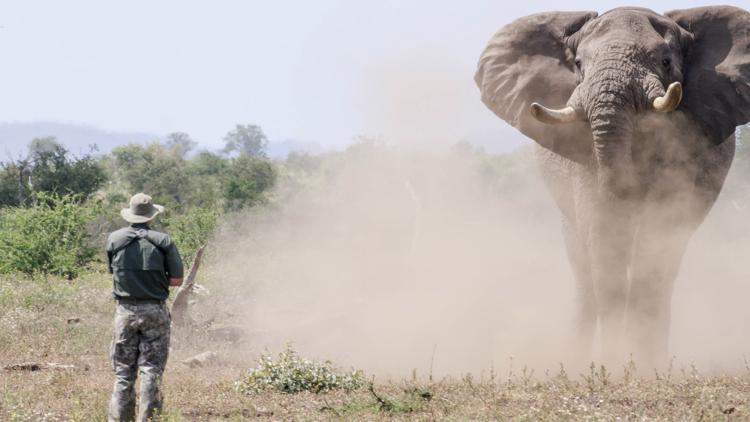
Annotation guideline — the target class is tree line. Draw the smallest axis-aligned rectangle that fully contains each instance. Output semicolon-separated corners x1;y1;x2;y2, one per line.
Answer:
0;124;280;278
0;124;275;211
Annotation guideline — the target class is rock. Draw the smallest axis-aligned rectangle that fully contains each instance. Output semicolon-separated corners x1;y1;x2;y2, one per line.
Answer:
191;283;210;295
255;407;274;417
208;324;244;342
181;351;218;368
46;363;77;370
67;317;80;325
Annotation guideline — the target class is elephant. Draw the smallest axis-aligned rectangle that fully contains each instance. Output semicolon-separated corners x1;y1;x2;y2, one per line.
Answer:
475;6;750;367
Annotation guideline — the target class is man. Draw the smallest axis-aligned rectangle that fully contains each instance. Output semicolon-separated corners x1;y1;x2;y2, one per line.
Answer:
106;193;184;422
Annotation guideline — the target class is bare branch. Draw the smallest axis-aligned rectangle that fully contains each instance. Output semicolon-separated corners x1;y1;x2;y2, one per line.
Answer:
171;244;206;326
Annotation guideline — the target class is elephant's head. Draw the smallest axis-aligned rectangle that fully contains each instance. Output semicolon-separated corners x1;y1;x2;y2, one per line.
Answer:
475;6;750;198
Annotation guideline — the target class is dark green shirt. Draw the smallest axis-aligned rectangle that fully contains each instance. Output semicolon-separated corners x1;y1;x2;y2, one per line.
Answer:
106;223;184;301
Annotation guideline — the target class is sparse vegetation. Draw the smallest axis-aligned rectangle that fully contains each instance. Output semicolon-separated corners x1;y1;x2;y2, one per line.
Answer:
2;272;750;421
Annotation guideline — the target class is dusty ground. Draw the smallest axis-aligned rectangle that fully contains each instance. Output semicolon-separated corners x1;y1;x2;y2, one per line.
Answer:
2;275;750;421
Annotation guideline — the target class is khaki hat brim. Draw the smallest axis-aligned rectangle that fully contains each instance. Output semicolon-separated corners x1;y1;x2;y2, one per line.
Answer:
120;204;164;224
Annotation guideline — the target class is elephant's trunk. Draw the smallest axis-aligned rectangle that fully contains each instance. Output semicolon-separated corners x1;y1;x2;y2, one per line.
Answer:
581;43;647;198
588;96;637;199
584;74;640;349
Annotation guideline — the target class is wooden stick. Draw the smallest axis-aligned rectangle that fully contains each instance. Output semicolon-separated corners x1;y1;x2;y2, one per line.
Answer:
171;244;206;326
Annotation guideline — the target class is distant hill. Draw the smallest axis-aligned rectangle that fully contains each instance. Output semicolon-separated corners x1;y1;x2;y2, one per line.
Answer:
0;122;159;159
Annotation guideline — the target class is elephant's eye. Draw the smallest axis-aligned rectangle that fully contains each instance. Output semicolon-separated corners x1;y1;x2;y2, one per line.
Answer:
662;57;671;68
575;58;582;69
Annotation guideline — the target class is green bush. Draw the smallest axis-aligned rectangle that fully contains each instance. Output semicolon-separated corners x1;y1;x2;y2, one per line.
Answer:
236;347;366;394
0;193;101;279
161;207;219;267
223;155;276;210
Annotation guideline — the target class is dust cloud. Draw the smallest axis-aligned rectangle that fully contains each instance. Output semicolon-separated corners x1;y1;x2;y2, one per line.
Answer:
204;144;572;377
671;160;750;374
187;129;741;379
195;135;750;378
356;47;495;151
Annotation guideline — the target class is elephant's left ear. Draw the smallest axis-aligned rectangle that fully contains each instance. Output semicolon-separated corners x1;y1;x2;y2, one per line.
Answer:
474;11;597;163
665;6;750;144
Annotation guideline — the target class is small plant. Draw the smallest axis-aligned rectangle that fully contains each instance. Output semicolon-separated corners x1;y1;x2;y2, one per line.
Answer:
236;346;365;394
367;383;423;414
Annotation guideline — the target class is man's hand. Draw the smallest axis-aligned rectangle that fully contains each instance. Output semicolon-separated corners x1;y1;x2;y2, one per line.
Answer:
169;277;183;287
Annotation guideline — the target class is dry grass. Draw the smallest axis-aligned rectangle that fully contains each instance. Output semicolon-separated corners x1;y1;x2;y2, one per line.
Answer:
2;275;750;421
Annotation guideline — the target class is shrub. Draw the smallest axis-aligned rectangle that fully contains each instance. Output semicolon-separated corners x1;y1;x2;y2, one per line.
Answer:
161;207;219;266
236;347;366;394
0;193;100;279
223;156;276;210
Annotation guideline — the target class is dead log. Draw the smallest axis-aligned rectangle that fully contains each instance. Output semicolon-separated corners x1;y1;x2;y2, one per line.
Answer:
4;362;42;371
171;244;206;326
3;362;77;371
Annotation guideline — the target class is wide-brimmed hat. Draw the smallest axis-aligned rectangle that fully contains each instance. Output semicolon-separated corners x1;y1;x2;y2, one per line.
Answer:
120;193;165;224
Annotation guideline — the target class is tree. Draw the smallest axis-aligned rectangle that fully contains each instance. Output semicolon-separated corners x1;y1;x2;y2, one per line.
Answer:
223;124;268;158
0;160;30;207
286;151;321;175
28;138;106;199
189;151;228;176
165;132;197;158
184;151;229;207
110;142;190;210
0;138;106;207
223;155;276;210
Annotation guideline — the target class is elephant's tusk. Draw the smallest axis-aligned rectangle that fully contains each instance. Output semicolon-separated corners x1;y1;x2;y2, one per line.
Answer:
529;103;579;124
652;82;682;113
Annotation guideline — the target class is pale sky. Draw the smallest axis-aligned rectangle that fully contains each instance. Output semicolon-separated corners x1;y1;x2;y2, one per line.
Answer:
0;0;733;152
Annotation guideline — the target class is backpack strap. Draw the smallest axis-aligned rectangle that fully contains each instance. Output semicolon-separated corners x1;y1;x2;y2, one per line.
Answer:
139;229;169;256
110;235;138;256
111;229;168;257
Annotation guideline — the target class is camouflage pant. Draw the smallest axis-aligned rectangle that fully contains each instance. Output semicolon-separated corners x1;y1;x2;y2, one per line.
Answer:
108;302;171;422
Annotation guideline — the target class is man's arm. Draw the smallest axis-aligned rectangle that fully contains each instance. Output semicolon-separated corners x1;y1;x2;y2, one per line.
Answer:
105;238;114;274
164;238;185;287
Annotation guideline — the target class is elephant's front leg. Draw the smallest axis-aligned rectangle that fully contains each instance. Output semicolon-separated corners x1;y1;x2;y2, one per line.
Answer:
626;219;689;370
627;138;734;369
562;218;597;361
590;197;636;365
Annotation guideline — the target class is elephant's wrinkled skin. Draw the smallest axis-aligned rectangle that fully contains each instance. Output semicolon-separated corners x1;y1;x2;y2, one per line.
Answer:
475;6;750;367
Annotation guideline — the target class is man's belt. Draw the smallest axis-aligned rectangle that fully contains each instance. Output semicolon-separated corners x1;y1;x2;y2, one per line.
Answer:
116;297;164;305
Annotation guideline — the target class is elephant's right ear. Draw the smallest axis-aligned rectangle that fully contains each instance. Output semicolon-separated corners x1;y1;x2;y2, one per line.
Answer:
665;6;750;145
475;11;596;163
